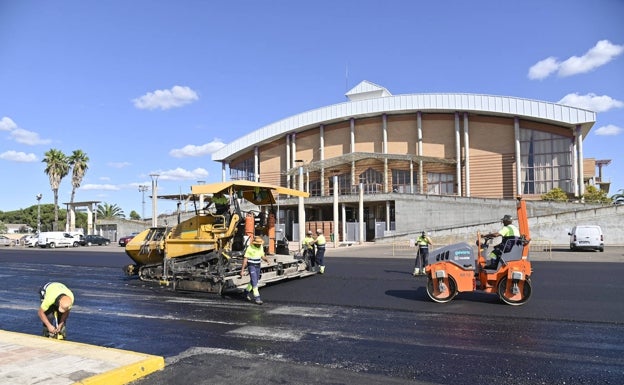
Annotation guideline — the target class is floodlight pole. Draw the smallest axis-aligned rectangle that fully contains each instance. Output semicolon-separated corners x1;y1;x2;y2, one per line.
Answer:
138;185;148;220
36;193;42;233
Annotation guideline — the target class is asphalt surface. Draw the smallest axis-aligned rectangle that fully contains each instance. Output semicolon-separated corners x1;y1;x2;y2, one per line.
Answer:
0;244;623;385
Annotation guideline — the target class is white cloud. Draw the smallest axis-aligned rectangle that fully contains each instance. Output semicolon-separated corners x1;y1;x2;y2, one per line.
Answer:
80;183;121;191
107;161;131;168
169;139;226;158
528;57;559;80
0;117;18;131
528;40;624;80
10;128;52;145
0;150;38;162
150;167;210;181
594;124;622;136
0;116;51;145
133;85;199;110
559;40;624;77
558;93;624;112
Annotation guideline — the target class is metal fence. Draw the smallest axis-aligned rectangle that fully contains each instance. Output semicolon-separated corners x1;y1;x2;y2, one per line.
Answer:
528;238;553;260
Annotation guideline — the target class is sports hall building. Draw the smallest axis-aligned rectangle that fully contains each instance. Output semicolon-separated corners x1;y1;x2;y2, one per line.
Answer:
212;81;597;242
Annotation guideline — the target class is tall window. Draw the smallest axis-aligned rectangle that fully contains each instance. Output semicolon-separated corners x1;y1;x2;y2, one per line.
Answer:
392;169;417;193
309;179;321;197
520;128;573;194
329;173;352;195
230;158;255;181
427;173;454;195
358;168;384;193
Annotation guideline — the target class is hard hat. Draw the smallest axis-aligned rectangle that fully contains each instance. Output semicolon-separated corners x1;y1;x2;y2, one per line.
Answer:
501;215;513;222
316;229;323;234
307;230;313;235
251;236;264;246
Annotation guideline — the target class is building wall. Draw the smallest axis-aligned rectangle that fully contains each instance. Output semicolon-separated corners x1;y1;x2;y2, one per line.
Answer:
241;111;577;200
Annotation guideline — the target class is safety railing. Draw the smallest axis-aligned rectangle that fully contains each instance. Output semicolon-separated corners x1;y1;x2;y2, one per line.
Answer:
528;238;552;260
392;241;416;256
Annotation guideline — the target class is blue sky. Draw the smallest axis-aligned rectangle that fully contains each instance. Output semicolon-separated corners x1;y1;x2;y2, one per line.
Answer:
1;0;623;216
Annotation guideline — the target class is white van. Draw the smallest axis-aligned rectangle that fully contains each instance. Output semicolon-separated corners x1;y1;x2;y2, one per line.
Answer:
38;231;81;248
568;225;604;252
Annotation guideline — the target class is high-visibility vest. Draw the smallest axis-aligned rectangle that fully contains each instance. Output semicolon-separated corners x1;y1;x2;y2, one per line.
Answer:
417;236;430;248
316;234;326;248
245;245;265;265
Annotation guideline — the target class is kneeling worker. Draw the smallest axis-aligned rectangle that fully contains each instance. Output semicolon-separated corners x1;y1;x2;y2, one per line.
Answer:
38;282;74;339
240;236;270;304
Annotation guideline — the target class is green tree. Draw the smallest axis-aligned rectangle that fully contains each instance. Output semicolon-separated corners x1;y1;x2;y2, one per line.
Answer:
129;210;141;220
541;188;568;202
68;150;89;205
611;189;624;205
42;149;69;231
582;185;611;204
97;203;126;219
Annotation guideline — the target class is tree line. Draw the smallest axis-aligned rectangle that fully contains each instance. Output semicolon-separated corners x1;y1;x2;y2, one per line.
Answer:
0;148;140;234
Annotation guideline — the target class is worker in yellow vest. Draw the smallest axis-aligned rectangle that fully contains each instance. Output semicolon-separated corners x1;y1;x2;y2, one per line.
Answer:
413;231;433;276
302;230;316;269
315;229;326;274
240;236;269;304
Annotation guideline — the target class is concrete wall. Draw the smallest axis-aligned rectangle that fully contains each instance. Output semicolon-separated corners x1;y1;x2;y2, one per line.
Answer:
389;195;623;246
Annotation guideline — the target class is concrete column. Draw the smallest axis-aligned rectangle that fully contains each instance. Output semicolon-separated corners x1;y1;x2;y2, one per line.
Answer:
150;174;159;227
320;125;325;196
572;134;579;197
417;112;424;194
455;112;462;196
292;133;297;189
577;125;585;197
333;174;339;247
410;161;414;194
350;118;355;153
385;200;390;232
514;117;521;196
463;113;471;197
286;135;291;188
221;162;226;182
341;204;346;243
298;166;305;243
359;183;364;244
383;114;388;193
254;146;259;182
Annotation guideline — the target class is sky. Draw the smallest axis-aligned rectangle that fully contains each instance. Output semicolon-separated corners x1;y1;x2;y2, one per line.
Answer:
1;0;623;217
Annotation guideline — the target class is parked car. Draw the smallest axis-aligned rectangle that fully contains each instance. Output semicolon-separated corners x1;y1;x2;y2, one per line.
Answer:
81;234;111;246
0;235;17;247
568;225;604;252
38;231;81;248
22;234;38;247
118;234;137;247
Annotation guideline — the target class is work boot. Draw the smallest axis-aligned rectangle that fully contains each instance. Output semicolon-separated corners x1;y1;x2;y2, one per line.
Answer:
413;267;418;276
243;290;252;301
254;297;263;305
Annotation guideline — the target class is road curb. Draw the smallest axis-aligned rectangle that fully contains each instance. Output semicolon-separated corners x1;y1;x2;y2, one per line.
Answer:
0;329;165;385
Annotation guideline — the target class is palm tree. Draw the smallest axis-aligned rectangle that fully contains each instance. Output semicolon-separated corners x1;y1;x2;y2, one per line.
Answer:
68;150;89;204
42;149;69;230
97;203;126;219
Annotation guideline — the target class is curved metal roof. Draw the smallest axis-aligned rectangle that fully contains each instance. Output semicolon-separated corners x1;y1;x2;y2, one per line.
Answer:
212;91;596;162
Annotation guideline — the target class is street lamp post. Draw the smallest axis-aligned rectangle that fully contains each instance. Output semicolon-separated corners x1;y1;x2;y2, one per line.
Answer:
138;185;148;220
149;174;160;227
36;194;42;233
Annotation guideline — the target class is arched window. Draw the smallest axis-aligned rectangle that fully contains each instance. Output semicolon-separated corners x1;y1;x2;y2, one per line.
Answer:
359;168;383;194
